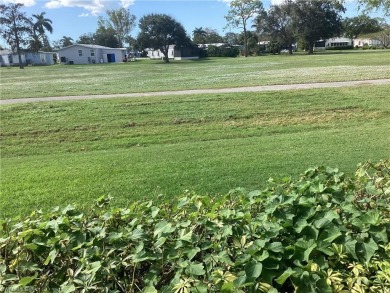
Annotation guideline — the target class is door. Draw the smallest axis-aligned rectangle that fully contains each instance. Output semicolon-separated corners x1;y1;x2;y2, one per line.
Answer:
107;54;116;63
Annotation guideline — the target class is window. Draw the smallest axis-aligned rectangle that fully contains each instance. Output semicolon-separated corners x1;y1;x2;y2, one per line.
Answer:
78;50;83;56
90;50;95;57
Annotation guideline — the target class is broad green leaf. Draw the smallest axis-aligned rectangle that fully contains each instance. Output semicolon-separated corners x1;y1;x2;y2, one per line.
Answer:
294;218;308;233
345;239;358;260
369;226;388;244
151;206;160;218
314;210;339;229
194;284;208;293
235;254;251;266
108;232;123;242
44;249;58;265
221;282;235;293
318;224;341;243
245;260;262;279
154;237;166;248
254;250;269;262
177;197;189;209
0;264;6;274
178;228;193;242
295;239;317;262
153;221;174;237
360;211;380;226
143;286;158;293
361;238;378;262
275;267;295;285
132;251;155;263
60;284;76;293
184;247;200;260
267;242;284;253
19;273;38;287
315;278;333;293
130;227;144;240
186;262;205;276
216;251;234;266
316;241;334;256
1;274;18;282
85;261;101;274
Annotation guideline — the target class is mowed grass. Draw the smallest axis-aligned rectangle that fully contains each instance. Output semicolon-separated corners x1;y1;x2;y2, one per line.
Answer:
1;84;390;217
1;50;390;99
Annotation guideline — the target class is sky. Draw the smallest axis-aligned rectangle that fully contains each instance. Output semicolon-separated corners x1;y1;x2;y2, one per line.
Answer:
0;0;389;47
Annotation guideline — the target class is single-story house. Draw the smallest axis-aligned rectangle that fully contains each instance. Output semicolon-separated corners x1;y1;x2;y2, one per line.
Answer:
0;49;56;66
314;37;353;50
147;45;199;60
197;43;228;49
353;38;383;47
58;44;127;65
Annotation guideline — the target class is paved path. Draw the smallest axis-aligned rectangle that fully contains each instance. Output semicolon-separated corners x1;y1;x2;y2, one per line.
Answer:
2;79;390;105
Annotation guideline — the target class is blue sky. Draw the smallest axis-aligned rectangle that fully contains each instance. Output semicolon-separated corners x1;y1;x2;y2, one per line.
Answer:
0;0;388;47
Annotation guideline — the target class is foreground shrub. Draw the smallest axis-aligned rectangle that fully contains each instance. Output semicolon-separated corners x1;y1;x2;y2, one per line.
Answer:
1;160;389;292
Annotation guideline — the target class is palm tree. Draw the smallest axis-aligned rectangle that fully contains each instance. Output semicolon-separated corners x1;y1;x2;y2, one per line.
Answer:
60;36;73;47
192;27;207;44
32;12;53;39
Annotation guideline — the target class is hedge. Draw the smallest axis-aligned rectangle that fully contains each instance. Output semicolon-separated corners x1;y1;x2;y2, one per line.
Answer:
1;160;389;292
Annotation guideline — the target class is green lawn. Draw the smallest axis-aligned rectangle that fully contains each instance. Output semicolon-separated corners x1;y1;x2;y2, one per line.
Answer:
1;50;390;99
1;84;389;217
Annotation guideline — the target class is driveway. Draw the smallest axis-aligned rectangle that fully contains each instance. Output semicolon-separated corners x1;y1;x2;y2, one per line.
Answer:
1;79;390;105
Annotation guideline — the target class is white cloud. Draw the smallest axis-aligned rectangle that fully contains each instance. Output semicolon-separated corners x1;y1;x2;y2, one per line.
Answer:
44;0;104;15
43;0;135;16
120;0;134;8
78;12;90;17
0;0;36;6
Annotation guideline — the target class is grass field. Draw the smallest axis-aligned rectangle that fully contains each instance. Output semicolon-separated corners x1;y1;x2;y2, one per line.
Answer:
1;50;390;100
1;82;390;217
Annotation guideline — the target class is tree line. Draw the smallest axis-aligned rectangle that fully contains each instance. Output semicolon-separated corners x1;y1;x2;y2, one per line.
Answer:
1;0;389;67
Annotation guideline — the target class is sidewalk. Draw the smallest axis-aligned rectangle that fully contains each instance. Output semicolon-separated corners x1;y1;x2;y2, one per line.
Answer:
1;79;389;105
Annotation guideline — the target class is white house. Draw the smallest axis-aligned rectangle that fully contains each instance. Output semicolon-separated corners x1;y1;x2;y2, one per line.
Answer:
147;45;199;60
58;44;127;65
0;49;55;66
314;37;353;50
354;38;383;47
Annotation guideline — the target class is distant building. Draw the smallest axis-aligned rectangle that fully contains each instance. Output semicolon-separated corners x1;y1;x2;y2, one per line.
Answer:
314;37;353;50
146;45;199;60
58;44;127;65
0;49;56;66
353;38;383;48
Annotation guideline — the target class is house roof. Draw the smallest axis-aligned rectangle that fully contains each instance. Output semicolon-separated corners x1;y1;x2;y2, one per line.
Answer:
59;44;127;51
0;49;13;55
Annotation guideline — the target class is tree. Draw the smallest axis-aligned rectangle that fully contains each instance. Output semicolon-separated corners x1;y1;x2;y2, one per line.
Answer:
95;27;120;48
291;0;345;54
137;13;191;63
224;32;240;45
60;36;73;47
357;0;390;15
77;33;95;45
342;15;383;39
28;12;52;52
192;27;207;44
105;8;136;47
192;27;224;44
225;0;264;57
237;30;259;55
32;12;52;36
360;27;390;47
255;1;295;54
0;3;32;69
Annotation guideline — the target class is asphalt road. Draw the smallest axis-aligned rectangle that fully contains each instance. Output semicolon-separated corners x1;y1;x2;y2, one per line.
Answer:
1;79;390;105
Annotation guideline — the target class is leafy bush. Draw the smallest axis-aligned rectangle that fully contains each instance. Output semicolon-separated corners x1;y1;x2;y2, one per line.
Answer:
325;46;354;51
206;45;240;57
1;161;389;292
